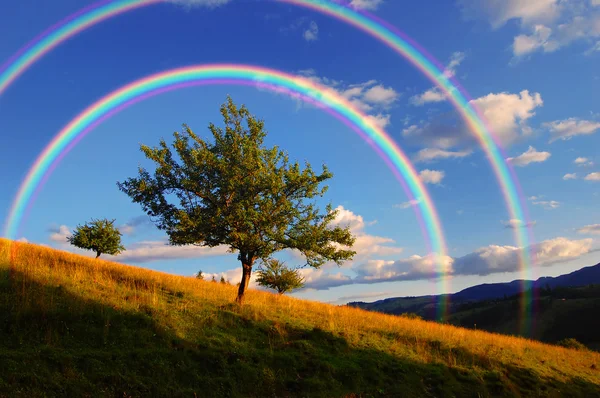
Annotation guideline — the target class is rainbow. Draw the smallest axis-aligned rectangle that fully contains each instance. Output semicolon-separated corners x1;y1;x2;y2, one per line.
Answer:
3;64;451;313
0;0;535;329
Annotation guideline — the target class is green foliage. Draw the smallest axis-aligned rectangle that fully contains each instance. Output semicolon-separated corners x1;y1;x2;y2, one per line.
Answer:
556;338;589;351
401;313;423;320
66;218;125;258
117;96;356;303
256;258;305;294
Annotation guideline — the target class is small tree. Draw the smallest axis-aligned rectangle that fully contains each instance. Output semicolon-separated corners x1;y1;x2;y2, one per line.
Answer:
196;270;204;280
66;218;125;258
117;96;356;303
256;259;305;294
220;275;227;284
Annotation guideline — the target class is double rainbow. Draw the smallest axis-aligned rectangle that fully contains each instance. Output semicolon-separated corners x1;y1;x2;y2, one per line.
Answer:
0;0;535;328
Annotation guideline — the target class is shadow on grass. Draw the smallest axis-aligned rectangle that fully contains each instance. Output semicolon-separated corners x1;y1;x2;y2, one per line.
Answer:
0;268;599;398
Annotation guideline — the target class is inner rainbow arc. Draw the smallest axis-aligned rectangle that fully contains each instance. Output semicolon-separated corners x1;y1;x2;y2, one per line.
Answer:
3;65;450;316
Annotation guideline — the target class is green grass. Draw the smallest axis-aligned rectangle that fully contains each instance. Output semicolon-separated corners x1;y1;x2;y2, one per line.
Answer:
2;238;600;397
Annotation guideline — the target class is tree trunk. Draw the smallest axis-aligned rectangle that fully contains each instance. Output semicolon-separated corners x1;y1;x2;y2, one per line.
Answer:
95;251;101;259
236;260;253;304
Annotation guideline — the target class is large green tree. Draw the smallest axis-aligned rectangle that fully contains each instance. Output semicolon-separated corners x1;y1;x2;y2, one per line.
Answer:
66;218;126;258
117;96;356;303
256;258;305;295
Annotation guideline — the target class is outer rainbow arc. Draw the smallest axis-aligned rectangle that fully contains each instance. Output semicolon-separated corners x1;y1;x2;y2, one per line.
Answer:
3;64;451;317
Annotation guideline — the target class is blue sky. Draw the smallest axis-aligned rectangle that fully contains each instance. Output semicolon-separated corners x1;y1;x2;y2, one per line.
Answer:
1;0;600;304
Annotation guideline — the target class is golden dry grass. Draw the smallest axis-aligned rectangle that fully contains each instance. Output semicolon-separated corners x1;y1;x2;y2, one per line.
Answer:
2;237;600;397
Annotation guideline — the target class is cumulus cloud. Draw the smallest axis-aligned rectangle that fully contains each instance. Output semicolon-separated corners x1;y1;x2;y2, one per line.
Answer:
239;234;594;291
577;224;600;235
452;237;593;276
459;0;600;58
506;146;551;166
458;0;561;29
419;169;445;185
410;52;465;106
413;148;473;163
513;24;559;56
502;219;537;229
49;225;71;243
329;206;404;259
585;172;600;181
106;239;231;263
303;21;319;41
574;157;594;167
295;69;400;128
403;90;543;149
563;173;578;180
353;254;455;284
299;267;353;290
545;118;600;142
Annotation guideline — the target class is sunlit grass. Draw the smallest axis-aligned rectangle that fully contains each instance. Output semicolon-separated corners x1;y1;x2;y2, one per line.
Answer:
1;237;599;397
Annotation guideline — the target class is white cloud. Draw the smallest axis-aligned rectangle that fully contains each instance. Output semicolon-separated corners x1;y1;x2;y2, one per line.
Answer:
303;21;319;41
330;206;404;259
364;113;392;129
17;237;29;243
353;254;454;283
404;90;543;149
574;157;594;167
444;51;466;77
419;169;445;185
470;90;543;146
168;0;232;9
458;0;560;29
545;118;600;142
393;198;422;209
513;24;559;56
460;0;600;58
296;69;400;128
410;52;465;106
413;148;473;163
585;172;600;181
531;200;560;209
506;146;551;166
107;239;231;263
452;237;593;276
410;88;447;106
502;219;537;229
563;173;578;180
49;225;71;243
299;267;353;290
577;224;600;235
348;0;384;10
281;234;594;290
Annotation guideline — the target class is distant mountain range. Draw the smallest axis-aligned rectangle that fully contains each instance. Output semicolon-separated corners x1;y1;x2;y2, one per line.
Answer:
348;262;600;317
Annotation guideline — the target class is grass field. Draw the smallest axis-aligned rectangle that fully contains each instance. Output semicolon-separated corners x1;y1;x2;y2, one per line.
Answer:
1;238;600;397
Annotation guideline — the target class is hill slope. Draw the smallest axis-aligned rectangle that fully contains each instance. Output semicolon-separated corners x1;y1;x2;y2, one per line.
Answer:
1;238;600;397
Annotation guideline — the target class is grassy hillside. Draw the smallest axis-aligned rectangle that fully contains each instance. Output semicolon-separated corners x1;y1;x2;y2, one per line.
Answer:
446;285;600;351
1;238;600;397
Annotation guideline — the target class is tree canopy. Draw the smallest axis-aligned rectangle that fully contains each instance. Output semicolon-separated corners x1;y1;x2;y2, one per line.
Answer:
117;96;356;303
66;218;125;258
256;258;305;294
